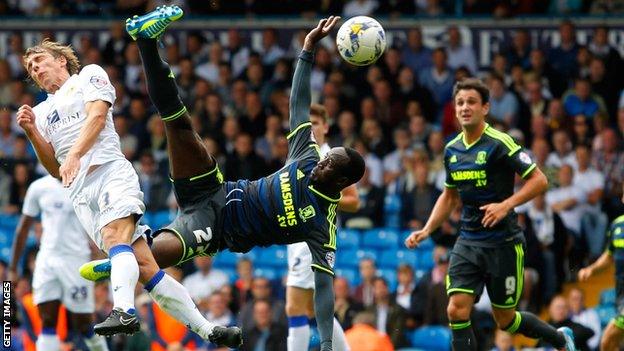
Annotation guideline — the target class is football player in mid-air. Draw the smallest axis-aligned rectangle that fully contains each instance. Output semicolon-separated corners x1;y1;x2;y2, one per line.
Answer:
578;214;624;351
405;78;577;351
80;7;364;351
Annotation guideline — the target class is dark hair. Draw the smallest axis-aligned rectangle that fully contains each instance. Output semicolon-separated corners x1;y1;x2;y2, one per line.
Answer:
310;103;328;122
452;77;490;104
343;147;365;186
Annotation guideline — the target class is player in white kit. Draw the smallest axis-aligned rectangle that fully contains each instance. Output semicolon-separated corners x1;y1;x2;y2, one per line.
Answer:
9;175;109;351
17;37;240;345
286;104;359;351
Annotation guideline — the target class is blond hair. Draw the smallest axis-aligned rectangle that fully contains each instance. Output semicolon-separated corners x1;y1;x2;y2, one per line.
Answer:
23;39;81;76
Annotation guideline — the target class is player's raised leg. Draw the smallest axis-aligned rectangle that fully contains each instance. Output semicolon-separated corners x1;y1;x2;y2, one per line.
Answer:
127;5;214;180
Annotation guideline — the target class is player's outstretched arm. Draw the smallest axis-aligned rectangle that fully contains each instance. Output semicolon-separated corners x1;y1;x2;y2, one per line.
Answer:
16;105;60;178
60;100;110;187
578;251;613;281
289;16;340;132
405;187;459;249
8;215;36;284
313;270;335;351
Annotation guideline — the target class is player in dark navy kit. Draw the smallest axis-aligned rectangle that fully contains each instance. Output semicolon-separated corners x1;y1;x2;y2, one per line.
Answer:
80;10;362;351
578;214;624;351
405;78;577;351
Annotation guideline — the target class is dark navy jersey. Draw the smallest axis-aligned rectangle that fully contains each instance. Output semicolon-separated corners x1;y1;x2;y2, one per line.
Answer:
607;215;624;280
220;51;338;275
444;123;537;246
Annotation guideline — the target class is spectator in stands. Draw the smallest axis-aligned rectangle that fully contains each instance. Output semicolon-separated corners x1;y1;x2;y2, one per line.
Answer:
410;246;449;326
506;29;531;69
419;48;454;123
241;299;287;351
491;329;515;351
401;27;432;75
6;32;24;79
570;114;592;147
238;277;287;332
353;138;384;187
392;264;416;311
128;96;151;153
563;77;607;119
342;0;378;17
4;162;32;214
341;166;384;228
525;78;550;120
446;26;477;75
195;41;223;85
546;130;577;170
225;79;248;118
573;144;608;260
114;115;138;161
255;114;284;162
345;311;394;351
0;108;16;157
588;26;623;78
182;256;229;305
330;110;358;149
354;258;377;307
239;91;267;138
205;291;236;328
372;79;405;129
397;67;436;123
488;74;520;128
590;0;624;14
401;162;440;230
592;128;624;219
589;57;620;119
224;132;268;181
567;288;601;350
528;48;566;98
548;20;580;83
334;277;363;331
135;151;170;211
367;277;408;348
383;127;413;194
0;60;12;106
266;135;288;173
234;257;254;309
361;119;390;158
541;295;593;350
407;114;431;150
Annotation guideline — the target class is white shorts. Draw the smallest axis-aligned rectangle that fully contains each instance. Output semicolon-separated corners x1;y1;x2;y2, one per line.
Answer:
32;253;95;313
286;242;315;289
71;159;146;252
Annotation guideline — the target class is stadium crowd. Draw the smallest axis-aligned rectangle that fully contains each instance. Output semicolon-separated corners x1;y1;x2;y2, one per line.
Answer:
1;3;624;350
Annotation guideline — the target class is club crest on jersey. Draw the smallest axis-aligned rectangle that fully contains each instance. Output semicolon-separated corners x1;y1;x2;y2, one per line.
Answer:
298;205;316;222
519;152;532;164
325;251;335;268
89;75;108;89
47;110;60;124
475;151;487;165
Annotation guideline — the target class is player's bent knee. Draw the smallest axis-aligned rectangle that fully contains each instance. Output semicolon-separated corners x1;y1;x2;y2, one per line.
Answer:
492;308;516;329
447;296;472;320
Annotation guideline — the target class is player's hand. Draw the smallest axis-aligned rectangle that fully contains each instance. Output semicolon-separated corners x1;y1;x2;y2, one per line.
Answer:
16;104;37;135
480;201;511;228
59;152;80;187
303;16;340;50
578;267;593;282
404;228;430;249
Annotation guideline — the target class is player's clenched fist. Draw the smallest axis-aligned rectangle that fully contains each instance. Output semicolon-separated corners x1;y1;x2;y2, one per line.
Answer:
16;104;37;134
404;229;430;249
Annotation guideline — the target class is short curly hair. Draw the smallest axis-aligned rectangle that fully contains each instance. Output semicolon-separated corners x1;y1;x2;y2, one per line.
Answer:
23;39;81;77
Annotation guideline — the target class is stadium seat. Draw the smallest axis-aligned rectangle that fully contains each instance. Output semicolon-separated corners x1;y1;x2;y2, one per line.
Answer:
378;250;419;269
600;288;616;306
334;268;358;285
212;250;241;269
595;304;617;328
417;249;434;270
384;194;402;214
362;228;399;249
377;268;398;291
219;268;237;283
335;249;377;269
151;210;174;229
337;228;360;250
409;326;451;351
255;247;288;268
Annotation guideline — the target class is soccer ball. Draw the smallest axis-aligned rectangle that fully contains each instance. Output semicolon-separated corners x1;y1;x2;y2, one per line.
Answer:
336;16;386;66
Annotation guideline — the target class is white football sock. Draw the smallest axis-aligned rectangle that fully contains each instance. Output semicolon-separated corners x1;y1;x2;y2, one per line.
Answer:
146;271;215;340
287;316;310;351
109;244;139;313
36;332;60;351
83;333;109;351
333;317;350;351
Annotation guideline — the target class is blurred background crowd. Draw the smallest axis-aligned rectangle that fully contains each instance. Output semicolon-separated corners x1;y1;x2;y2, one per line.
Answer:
1;0;624;350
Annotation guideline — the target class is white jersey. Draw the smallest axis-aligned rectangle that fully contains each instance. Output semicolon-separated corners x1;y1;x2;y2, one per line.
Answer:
32;64;124;195
21;175;90;258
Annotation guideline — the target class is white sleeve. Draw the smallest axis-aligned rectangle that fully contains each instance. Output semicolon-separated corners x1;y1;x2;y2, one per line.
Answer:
22;180;42;217
79;64;115;105
32;104;51;143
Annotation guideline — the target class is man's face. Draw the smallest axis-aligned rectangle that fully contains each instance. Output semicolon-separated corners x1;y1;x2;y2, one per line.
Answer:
454;89;488;128
25;51;66;92
253;302;272;329
549;297;569;322
310;147;349;185
310;114;329;145
251;278;271;299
